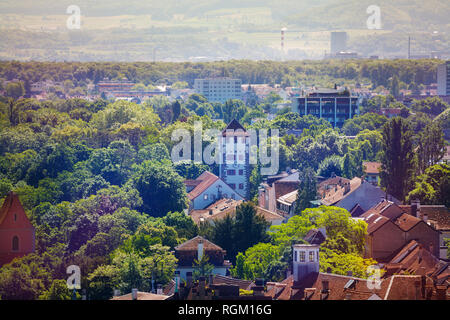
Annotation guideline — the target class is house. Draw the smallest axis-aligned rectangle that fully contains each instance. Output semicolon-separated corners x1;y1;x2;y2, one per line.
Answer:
258;169;300;213
0;192;35;266
399;203;450;260
184;171;244;210
361;200;440;261
382;240;449;279
174;236;231;281
189;199;284;228
320;177;400;214
363;161;381;186
264;243;444;300
276;189;298;217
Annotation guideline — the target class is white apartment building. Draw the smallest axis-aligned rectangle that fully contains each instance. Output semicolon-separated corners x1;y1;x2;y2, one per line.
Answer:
437;61;450;96
194;77;242;103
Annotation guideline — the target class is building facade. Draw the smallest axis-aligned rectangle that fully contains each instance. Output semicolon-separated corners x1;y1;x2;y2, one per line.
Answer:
437;61;450;96
0;192;35;266
194;78;242;103
291;88;360;127
219;120;250;199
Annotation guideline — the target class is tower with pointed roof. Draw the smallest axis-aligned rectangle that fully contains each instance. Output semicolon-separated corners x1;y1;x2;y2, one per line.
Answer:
0;192;35;266
220;119;250;199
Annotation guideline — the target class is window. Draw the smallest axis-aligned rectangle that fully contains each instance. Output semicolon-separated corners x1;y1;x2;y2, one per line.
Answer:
203;194;208;200
12;236;19;251
239;169;244;175
294;250;298;262
239;183;244;189
309;251;315;262
299;251;305;262
227;170;236;175
229;184;236;189
14;213;17;222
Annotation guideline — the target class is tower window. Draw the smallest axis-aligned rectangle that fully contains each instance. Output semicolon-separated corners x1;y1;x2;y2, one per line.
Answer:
309;251;315;262
12;236;19;251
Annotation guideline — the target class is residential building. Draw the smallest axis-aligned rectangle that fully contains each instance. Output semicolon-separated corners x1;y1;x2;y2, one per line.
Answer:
0;192;35;266
363;161;381;185
399;203;450;261
219;120;250;199
303;228;327;245
194;78;242;103
184;171;244;210
189;198;284;227
174;236;231;281
437;61;450;96
96;78;135;92
361;200;440;261
320;177;400;215
291;88;360;127
264;242;446;300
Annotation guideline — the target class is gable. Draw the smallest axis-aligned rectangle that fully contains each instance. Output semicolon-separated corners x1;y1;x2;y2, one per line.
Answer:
0;192;33;229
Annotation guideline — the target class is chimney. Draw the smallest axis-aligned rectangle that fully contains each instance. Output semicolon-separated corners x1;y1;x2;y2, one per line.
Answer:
131;288;138;300
198;238;204;261
322;280;329;292
253;278;265;297
209;274;214;285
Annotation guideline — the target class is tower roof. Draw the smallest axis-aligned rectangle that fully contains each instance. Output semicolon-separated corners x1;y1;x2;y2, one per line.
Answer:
222;119;249;136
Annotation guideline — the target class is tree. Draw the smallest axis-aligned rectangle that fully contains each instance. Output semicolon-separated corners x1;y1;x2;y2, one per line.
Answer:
38;279;73;300
130;160;187;217
162;211;198;240
380;117;414;201
295;168;317;214
172;100;181;122
317;155;343;178
5;81;25;99
416;122;445;174
192;254;214;281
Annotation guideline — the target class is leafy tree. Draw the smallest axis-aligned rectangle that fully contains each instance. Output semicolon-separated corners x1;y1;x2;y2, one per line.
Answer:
130;160;187;217
295;168;317;214
380;117;414;201
317;155;343;178
162;211;198;240
38;279;73;300
192;254;214;281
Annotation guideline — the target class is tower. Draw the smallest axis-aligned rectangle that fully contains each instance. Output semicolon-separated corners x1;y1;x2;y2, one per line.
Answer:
219;119;250;199
293;244;320;283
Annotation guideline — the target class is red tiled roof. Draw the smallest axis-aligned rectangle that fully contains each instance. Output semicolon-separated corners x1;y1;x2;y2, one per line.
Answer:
174;236;224;252
384;240;441;277
363;162;381;174
187;171;219;201
399;205;450;230
394;213;422;232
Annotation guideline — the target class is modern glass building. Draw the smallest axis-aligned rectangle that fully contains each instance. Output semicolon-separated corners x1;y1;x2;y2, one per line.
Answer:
291;88;360;127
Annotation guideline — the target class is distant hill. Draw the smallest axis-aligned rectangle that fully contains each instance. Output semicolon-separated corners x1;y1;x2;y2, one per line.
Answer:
1;0;449;31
